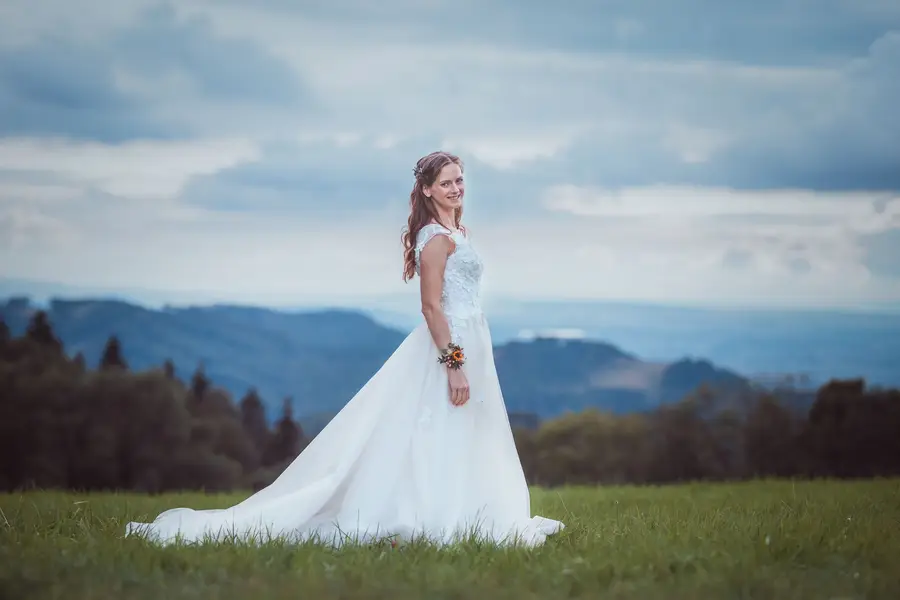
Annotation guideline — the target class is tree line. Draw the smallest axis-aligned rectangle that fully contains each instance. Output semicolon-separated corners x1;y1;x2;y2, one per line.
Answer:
1;311;898;493
514;377;900;486
0;312;304;493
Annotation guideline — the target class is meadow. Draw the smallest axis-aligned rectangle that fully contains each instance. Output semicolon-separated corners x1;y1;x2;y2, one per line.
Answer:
2;480;899;599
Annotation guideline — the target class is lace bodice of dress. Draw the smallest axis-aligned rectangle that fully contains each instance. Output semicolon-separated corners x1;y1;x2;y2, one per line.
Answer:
414;223;485;342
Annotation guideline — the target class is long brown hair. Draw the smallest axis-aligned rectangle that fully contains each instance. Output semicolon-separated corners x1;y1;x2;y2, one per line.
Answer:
401;151;464;281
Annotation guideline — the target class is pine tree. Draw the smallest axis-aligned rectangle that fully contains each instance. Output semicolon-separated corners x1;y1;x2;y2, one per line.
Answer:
0;317;8;359
264;396;303;466
99;335;128;370
239;388;270;454
190;363;210;399
25;310;62;351
163;359;176;380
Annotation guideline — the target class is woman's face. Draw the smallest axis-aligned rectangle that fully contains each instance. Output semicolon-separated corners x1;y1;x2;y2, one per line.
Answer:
424;162;464;212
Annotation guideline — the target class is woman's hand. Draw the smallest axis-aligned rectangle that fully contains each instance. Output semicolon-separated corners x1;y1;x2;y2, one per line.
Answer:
447;367;470;406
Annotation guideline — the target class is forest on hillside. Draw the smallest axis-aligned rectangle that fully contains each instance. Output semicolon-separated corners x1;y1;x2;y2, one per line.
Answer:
2;311;899;493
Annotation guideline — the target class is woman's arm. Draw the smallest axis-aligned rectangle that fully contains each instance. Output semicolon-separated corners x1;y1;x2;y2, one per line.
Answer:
419;233;469;406
418;233;455;350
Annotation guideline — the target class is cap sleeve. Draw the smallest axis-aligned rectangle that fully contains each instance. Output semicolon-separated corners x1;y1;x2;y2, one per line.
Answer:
414;223;453;274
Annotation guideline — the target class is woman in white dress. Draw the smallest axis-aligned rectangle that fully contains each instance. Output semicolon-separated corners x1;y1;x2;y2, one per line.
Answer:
126;151;564;547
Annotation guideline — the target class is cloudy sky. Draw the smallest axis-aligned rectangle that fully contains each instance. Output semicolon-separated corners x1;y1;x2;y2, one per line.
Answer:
1;0;899;310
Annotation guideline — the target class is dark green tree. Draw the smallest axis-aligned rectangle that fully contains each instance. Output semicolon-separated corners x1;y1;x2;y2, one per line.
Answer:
190;363;210;400
99;335;128;370
163;359;176;380
264;397;304;467
25;310;62;352
239;388;270;454
743;394;801;477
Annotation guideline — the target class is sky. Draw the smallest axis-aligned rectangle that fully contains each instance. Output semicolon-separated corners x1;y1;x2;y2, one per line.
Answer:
1;0;899;311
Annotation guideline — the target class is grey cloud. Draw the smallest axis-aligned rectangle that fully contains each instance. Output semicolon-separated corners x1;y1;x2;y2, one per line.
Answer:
214;0;900;65
2;0;898;213
1;42;128;111
178;137;551;220
181;138;431;214
717;34;900;191
116;5;306;105
786;257;813;275
0;39;171;142
0;2;309;141
474;0;897;65
862;229;900;278
722;249;755;269
723;243;815;277
508;32;900;193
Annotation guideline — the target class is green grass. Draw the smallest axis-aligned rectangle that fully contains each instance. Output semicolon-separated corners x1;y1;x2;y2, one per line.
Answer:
2;480;899;599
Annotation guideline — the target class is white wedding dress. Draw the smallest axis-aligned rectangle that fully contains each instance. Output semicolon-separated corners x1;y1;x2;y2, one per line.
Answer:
126;223;564;547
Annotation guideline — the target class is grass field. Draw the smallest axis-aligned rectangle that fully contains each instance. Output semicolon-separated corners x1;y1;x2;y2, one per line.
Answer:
2;480;899;599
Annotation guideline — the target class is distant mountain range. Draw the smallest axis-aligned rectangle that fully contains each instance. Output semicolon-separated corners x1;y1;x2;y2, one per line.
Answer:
373;298;900;389
1;296;750;430
4;276;898;390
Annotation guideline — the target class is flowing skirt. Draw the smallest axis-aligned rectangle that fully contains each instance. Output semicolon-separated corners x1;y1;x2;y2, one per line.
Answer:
125;313;564;547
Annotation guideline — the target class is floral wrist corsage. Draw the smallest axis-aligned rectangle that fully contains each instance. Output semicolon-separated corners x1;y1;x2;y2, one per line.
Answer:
438;343;465;370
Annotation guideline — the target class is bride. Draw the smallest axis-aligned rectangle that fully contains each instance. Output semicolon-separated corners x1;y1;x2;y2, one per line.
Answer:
126;151;565;547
